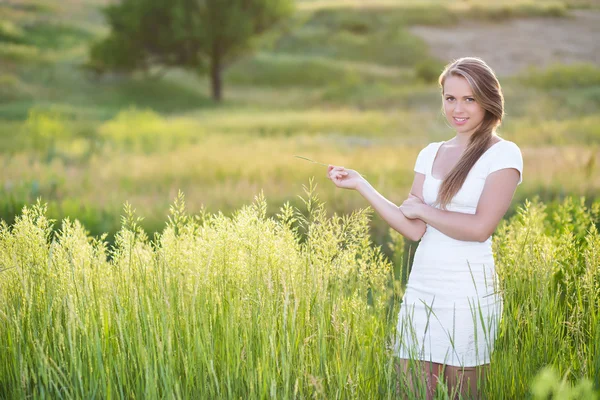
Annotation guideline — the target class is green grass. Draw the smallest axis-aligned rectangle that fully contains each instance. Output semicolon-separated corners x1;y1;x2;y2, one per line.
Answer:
518;63;600;89
0;1;212;120
0;20;94;49
0;70;215;121
225;52;413;88
0;1;599;396
488;197;600;398
0;0;588;121
1;82;600;251
272;9;432;68
0;192;598;398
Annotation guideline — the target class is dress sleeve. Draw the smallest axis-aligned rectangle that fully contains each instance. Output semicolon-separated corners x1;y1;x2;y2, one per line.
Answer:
488;141;523;185
414;143;432;174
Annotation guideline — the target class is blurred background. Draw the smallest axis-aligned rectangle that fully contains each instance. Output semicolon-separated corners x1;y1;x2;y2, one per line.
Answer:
1;0;599;253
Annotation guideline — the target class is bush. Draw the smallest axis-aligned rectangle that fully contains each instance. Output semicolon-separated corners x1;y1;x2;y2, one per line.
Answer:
414;58;445;84
22;107;73;161
0;20;25;44
98;106;203;153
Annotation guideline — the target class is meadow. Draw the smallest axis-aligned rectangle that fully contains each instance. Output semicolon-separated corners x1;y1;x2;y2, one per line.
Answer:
0;0;599;397
1;0;599;248
0;191;598;398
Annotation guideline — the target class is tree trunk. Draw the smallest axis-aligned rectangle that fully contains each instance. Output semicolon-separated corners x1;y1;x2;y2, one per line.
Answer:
210;48;223;102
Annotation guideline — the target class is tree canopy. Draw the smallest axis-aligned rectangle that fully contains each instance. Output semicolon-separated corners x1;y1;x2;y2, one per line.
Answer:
87;0;294;101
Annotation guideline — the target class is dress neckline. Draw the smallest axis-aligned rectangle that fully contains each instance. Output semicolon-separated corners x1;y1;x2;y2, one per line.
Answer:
430;138;505;181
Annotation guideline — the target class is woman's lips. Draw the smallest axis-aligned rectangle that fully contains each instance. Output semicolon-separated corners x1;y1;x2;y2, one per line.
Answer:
453;117;469;125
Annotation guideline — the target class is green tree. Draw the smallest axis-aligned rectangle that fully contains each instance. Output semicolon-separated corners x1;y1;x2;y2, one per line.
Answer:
87;0;294;101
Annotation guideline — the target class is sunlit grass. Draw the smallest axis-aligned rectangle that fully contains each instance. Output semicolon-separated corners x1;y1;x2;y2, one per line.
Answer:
0;188;395;398
1;99;600;249
0;191;598;398
0;0;599;396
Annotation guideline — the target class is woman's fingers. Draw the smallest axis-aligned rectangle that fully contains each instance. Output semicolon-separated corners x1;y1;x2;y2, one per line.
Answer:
327;165;340;178
328;166;348;180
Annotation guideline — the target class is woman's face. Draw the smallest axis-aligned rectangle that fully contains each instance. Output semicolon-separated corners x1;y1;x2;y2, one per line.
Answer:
442;75;486;135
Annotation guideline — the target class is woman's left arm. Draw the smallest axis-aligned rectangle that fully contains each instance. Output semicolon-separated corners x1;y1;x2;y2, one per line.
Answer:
400;168;520;242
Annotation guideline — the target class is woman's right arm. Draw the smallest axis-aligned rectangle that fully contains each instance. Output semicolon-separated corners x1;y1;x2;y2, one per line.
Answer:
328;166;427;242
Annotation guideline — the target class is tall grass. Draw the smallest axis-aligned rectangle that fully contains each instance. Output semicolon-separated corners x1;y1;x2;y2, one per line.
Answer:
0;187;395;398
488;197;600;398
0;189;598;398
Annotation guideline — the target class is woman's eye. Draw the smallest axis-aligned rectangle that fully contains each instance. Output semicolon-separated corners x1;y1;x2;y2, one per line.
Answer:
446;97;454;101
466;98;475;102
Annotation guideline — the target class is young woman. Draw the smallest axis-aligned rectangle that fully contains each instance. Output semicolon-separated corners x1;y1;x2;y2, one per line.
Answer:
326;57;523;399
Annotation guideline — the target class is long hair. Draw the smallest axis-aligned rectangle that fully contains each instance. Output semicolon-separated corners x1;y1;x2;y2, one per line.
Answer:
436;57;504;209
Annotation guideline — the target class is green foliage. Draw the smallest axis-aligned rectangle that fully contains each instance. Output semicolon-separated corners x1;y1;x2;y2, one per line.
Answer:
489;197;600;397
98;106;204;153
274;9;430;67
0;193;599;397
1;11;600;397
531;366;598;400
87;0;295;100
0;42;45;64
519;63;600;89
22;22;93;50
226;53;352;87
414;58;446;83
0;20;25;44
0;14;92;53
0;73;30;103
22;107;73;161
0;188;394;398
225;52;408;88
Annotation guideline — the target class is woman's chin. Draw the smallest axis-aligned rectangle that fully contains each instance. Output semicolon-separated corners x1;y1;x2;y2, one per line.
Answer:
453;123;480;135
454;126;472;134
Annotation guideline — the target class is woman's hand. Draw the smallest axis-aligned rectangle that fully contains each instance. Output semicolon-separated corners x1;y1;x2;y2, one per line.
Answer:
327;165;365;190
399;194;426;219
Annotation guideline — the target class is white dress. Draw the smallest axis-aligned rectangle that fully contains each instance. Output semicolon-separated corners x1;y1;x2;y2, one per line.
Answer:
394;138;523;367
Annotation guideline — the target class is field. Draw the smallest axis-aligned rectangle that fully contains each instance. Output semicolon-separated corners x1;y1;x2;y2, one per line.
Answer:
1;0;599;398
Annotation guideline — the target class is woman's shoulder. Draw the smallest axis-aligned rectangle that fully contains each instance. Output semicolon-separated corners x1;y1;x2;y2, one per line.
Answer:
414;141;445;173
485;138;524;183
419;141;445;155
488;138;522;159
493;138;520;150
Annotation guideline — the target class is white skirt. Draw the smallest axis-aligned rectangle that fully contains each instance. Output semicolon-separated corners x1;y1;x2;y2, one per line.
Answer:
394;227;503;367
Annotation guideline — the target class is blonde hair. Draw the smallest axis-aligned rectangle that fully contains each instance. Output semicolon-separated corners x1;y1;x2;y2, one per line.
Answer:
436;57;504;209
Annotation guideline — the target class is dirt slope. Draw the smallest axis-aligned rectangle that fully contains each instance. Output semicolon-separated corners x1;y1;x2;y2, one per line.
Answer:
409;10;600;76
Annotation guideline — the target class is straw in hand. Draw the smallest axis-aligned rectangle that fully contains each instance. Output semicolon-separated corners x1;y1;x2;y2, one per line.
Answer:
294;155;330;167
294;155;364;178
